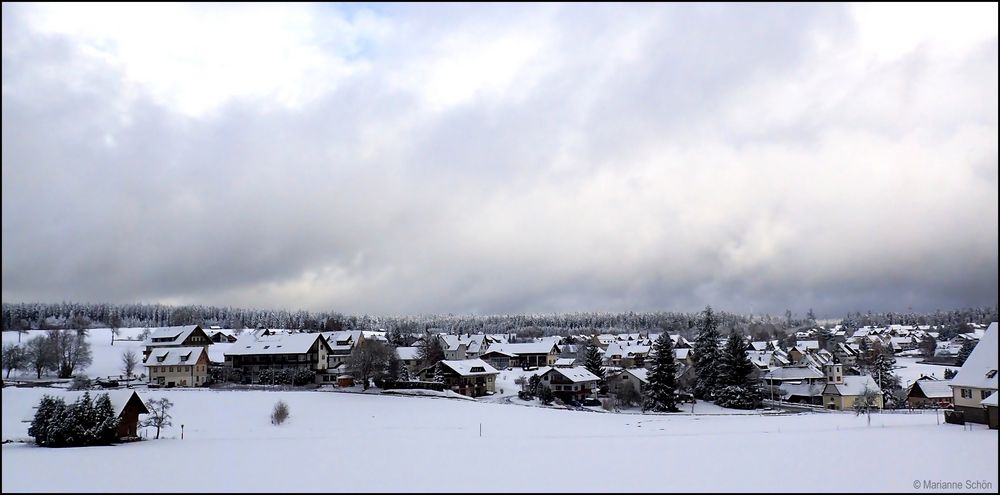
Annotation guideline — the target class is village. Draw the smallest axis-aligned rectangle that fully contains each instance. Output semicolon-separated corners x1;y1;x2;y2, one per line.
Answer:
3;317;997;441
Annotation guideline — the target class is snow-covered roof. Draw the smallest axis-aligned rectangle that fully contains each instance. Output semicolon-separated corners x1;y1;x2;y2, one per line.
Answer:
544;366;600;383
795;340;820;350
827;375;881;396
483;342;558;355
949;322;998;390
439;359;498;377
322;330;363;347
748;341;769;351
624;368;649;383
779;382;825;399
910;380;953;399
674;348;691;360
396;346;420;360
982;391;998;407
554;358;576;366
604;342;651;358
143;325;203;347
225;333;325;356
763;366;824;381
143;346;206;366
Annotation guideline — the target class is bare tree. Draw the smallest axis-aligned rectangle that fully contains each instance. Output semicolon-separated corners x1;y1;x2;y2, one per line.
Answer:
346;340;393;390
26;335;58;379
142;397;174;439
121;349;139;387
416;333;445;368
48;329;93;379
109;315;123;346
3;342;27;379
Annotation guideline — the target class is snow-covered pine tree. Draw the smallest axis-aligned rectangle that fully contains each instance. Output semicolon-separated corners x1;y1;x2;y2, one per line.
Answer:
956;339;976;366
92;393;120;444
583;343;604;382
692;305;723;400
871;351;899;406
433;362;446;383
715;331;761;410
643;333;679;412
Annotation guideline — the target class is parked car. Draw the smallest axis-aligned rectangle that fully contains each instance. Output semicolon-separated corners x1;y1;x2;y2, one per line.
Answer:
582;398;602;407
95;379;120;388
677;392;696;404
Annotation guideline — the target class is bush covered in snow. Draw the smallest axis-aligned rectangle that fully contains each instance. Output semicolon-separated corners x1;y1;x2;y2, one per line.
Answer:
256;368;315;386
28;392;120;447
714;385;761;410
69;374;92;390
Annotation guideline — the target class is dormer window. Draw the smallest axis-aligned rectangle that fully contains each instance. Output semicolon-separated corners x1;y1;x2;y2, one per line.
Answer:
987;370;997;379
470;367;485;373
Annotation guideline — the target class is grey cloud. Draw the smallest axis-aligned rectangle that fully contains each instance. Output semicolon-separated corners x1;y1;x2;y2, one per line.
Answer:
2;3;997;318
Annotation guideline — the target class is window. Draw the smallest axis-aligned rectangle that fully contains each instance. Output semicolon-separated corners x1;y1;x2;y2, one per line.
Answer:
982;390;991;400
961;389;972;399
987;370;998;379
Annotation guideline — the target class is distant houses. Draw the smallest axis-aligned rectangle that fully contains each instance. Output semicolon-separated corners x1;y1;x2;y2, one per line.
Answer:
478;342;560;369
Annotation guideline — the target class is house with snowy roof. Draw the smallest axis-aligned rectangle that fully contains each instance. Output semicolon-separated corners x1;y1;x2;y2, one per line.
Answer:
479;341;560;369
436;359;498;397
439;333;489;360
395;346;422;371
948;322;998;425
905;378;953;409
143;346;210;387
539;366;600;403
225;332;333;384
603;342;651;368
208;329;238;343
141;325;214;358
763;365;827;403
821;363;882;411
321;330;366;371
607;367;649;398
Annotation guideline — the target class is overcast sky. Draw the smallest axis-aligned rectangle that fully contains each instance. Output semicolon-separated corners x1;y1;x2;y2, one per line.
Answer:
2;3;997;317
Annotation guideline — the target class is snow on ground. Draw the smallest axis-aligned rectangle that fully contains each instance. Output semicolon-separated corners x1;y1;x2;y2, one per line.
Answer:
2;328;235;381
2;387;996;493
894;357;957;389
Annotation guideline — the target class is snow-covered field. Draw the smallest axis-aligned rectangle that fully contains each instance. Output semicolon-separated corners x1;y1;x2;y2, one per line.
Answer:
893;357;956;389
2;387;996;493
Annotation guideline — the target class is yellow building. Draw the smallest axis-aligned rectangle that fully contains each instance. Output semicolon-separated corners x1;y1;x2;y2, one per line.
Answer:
821;363;884;410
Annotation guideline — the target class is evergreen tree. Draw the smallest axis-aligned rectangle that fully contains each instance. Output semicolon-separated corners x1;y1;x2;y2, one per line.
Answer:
643;333;679;412
856;338;874;372
715;331;762;410
433;362;446;383
871;352;899;406
583;343;604;382
956;339;976;366
692;305;723;399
